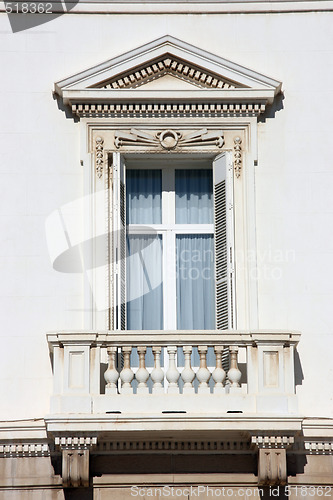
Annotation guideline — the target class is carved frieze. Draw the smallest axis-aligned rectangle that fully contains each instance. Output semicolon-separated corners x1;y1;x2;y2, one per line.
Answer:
115;128;224;151
72;102;266;118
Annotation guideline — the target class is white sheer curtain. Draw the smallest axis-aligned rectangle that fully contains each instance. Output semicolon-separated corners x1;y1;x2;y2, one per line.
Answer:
126;234;163;330
126;169;161;224
176;234;215;330
175;169;213;224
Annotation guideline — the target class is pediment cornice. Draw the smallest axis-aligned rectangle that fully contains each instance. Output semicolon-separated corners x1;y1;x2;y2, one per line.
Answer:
55;36;282;119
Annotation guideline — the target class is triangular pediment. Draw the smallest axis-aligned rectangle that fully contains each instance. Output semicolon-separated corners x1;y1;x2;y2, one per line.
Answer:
55;35;281;94
55;36;281;118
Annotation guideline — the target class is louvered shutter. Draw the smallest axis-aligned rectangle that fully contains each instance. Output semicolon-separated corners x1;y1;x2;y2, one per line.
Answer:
213;152;235;330
112;152;126;331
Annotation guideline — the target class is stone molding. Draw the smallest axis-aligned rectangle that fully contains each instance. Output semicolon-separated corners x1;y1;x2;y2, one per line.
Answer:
71;100;267;119
0;443;50;457
304;441;333;454
251;435;295;449
55;436;98;450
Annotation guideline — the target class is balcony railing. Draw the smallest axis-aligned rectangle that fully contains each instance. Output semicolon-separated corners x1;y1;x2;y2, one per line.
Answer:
47;330;300;417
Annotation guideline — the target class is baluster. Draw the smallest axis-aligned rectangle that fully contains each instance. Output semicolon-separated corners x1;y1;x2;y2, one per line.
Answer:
166;346;180;394
136;346;149;394
151;347;164;394
197;345;211;394
120;346;134;394
228;346;242;390
104;346;119;395
181;346;195;394
212;346;226;394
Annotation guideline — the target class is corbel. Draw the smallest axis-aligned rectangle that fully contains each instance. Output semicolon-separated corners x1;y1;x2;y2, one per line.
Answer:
251;435;294;486
55;436;97;488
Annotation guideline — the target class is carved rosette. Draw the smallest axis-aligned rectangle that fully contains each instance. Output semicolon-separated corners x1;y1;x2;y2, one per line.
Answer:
233;136;242;178
95;136;104;178
115;128;224;151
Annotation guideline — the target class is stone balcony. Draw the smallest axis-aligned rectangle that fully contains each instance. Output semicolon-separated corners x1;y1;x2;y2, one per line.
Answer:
46;330;301;435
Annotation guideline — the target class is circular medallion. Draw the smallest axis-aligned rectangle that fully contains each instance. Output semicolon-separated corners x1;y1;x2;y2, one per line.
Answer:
159;130;179;150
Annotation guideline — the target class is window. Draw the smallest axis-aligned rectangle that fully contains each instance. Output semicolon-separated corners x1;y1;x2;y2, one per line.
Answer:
112;153;235;331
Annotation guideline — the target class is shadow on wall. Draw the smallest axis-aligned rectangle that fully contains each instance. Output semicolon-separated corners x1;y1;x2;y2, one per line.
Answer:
258;92;285;123
294;349;304;387
53;92;79;122
64;488;93;500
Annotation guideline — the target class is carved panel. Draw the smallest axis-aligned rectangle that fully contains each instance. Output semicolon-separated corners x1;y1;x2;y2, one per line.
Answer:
114;128;224;151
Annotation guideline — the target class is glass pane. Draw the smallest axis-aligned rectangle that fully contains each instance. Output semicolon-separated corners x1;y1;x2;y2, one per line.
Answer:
175;169;213;224
126;234;163;330
176;234;215;329
126;169;162;224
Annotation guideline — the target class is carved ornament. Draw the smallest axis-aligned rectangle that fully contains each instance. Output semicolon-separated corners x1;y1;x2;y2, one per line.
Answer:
94;56;241;90
72;102;266;118
95;136;104;178
234;136;242;178
115;128;224;150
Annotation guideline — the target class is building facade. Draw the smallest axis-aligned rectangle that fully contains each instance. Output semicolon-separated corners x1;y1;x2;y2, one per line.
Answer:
1;1;333;499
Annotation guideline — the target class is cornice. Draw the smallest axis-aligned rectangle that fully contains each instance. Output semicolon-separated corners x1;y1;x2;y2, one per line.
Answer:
1;419;333;458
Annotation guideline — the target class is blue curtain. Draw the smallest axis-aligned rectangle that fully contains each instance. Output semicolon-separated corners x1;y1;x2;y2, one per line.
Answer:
126;234;163;330
126;170;162;224
176;234;215;330
175;169;213;224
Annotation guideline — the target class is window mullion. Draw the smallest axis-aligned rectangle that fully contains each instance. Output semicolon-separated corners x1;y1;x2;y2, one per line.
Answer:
163;230;177;330
162;167;177;330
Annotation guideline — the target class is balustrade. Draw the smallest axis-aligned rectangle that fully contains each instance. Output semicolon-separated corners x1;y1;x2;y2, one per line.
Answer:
47;330;301;414
103;341;241;395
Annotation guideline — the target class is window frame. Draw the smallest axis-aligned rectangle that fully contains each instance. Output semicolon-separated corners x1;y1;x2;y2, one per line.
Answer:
82;124;260;333
125;160;215;330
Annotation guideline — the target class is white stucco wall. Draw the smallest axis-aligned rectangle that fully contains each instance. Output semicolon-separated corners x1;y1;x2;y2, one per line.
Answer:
0;9;332;419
